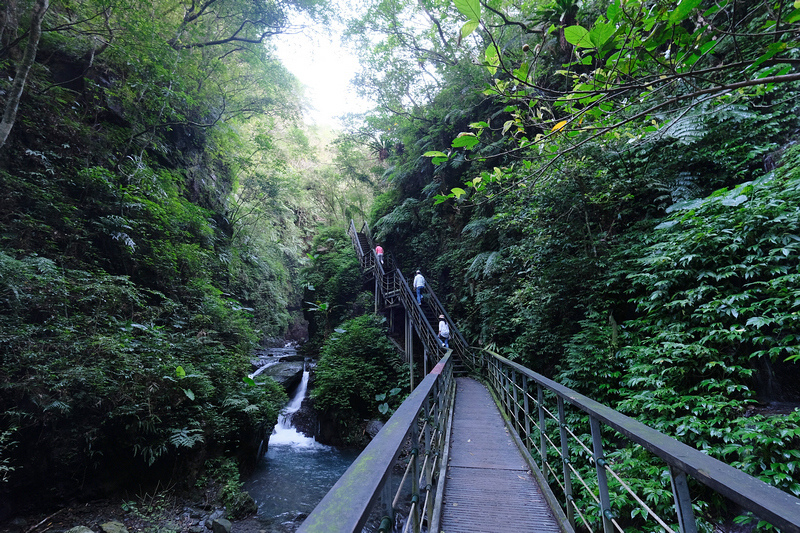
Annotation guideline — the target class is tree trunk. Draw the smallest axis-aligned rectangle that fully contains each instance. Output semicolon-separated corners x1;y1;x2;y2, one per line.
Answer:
0;0;49;150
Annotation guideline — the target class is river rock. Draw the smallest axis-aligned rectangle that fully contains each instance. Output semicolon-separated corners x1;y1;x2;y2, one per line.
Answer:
365;420;384;439
100;521;128;533
291;396;318;438
210;518;232;533
261;362;304;392
65;528;94;533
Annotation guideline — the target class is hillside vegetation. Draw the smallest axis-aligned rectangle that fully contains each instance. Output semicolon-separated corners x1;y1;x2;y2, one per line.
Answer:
313;0;800;527
0;0;383;517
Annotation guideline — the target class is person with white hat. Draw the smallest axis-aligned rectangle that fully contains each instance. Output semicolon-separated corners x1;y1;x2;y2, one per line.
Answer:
438;315;450;349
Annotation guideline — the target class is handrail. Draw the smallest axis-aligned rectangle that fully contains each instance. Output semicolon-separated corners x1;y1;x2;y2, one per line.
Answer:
298;354;455;533
418;282;468;358
465;348;800;533
395;268;447;357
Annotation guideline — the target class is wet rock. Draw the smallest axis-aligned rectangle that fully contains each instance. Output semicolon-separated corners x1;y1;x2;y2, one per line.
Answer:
204;510;225;529
210;518;232;533
365;420;384;439
291;396;319;438
65;528;94;533
261;362;304;392
100;521;128;533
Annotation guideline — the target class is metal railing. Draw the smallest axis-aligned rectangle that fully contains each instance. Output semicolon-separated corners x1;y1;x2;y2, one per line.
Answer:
298;354;456;533
465;348;800;533
416;281;469;360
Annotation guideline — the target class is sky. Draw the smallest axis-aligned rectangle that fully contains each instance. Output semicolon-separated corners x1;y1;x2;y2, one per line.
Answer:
274;26;372;129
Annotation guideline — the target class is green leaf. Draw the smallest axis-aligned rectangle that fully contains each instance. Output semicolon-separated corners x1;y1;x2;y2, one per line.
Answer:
589;21;616;48
607;0;621;22
243;376;256;387
669;0;703;23
183;388;195;400
460;19;479;38
721;195;748;206
176;366;186;379
452;133;480;149
452;187;467;198
564;26;592;48
454;0;481;21
424;150;449;158
485;44;499;75
513;63;530;82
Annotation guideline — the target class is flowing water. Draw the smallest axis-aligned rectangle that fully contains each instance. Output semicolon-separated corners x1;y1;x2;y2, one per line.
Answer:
244;366;359;532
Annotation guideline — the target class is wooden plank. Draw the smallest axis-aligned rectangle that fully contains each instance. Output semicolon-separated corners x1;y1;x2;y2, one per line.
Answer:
440;378;563;533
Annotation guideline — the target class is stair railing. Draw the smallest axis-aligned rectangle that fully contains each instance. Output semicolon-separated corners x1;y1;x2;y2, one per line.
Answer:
464;348;800;533
395;269;447;358
348;220;373;272
418;283;468;359
348;221;447;360
298;353;456;533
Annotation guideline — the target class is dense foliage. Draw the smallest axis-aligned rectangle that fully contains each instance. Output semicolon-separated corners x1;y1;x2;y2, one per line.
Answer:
340;0;800;527
0;0;382;514
312;314;408;445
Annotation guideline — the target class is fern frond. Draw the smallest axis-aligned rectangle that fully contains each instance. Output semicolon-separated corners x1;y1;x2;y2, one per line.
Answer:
168;428;204;449
461;217;494;236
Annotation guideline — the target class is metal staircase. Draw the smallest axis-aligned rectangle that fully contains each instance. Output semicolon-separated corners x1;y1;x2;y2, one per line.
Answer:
348;220;468;375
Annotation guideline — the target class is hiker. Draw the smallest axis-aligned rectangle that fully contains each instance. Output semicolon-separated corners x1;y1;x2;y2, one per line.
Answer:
413;270;425;304
375;244;384;265
438;315;450;349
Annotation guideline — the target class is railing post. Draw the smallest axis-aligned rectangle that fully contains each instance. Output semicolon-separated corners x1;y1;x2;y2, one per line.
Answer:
538;385;546;469
380;475;394;532
504;367;512;413
424;393;435;525
411;414;421;533
406;312;414;390
670;465;699;533
511;369;519;433
558;396;576;530
590;416;614;533
523;375;531;452
375;275;379;314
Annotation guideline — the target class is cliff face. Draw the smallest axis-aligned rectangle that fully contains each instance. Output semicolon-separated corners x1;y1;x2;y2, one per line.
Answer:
0;27;284;514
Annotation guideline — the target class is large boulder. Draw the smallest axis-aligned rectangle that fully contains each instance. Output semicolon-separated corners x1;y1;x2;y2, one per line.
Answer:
261;362;304;392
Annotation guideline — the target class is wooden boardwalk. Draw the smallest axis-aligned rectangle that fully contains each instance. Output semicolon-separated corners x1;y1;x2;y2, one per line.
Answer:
440;378;564;533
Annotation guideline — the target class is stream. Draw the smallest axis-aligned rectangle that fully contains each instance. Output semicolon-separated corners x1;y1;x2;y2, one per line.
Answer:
244;357;359;532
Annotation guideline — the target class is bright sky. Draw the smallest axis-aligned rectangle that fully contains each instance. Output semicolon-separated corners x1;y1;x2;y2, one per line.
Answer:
274;26;371;129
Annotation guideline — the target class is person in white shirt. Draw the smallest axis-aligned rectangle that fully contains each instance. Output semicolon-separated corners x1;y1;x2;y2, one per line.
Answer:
438;315;450;348
413;270;425;304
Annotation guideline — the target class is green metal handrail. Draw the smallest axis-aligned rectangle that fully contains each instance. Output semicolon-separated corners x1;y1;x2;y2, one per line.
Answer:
297;354;456;533
465;348;800;533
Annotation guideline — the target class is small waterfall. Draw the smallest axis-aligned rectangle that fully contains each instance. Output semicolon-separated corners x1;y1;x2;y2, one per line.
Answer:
269;370;322;448
245;360;360;530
